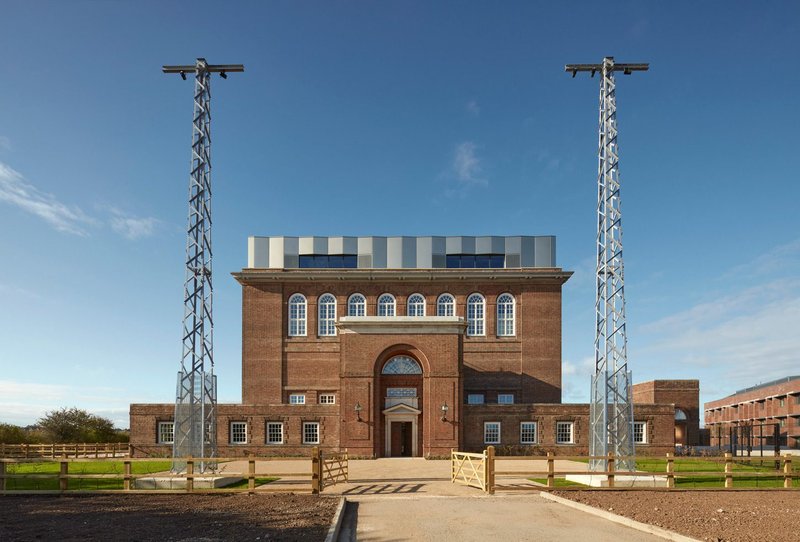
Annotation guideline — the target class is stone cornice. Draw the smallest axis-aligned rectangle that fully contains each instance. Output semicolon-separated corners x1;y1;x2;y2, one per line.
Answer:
232;268;572;285
337;316;467;335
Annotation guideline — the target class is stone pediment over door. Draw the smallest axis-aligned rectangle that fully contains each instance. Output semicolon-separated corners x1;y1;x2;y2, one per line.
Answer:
382;403;422;416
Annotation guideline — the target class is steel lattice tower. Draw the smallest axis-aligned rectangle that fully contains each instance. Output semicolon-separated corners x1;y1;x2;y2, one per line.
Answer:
163;59;243;472
566;57;648;473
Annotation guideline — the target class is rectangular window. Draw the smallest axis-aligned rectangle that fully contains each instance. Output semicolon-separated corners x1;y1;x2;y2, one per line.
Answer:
289;394;306;405
230;422;247;444
780;418;786;428
633;421;647;444
520;422;537;444
484;422;501;444
319;394;335;404
467;394;485;405
795;395;800;405
387;388;417;397
158;421;174;444
497;394;514;405
267;422;284;444
780;398;785;407
556;422;574;444
303;422;320;444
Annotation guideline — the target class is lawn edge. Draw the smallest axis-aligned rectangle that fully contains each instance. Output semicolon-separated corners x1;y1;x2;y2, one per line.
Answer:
324;497;347;542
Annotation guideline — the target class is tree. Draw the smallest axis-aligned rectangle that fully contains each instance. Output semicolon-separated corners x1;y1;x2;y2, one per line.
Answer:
36;408;118;443
0;423;28;444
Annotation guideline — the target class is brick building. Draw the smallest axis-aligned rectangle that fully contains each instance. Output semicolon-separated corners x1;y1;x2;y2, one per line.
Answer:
704;376;800;450
130;235;698;457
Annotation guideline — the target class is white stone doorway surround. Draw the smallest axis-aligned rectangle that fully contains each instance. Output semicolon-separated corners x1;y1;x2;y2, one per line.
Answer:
382;403;421;457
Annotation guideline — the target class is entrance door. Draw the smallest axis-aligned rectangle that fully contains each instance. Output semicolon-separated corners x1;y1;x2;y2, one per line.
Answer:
390;422;413;457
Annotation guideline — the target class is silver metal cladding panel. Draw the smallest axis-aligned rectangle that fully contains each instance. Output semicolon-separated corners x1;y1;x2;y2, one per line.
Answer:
446;236;476;254
248;236;269;268
387;237;416;268
299;236;328;255
520;236;536;268
247;235;557;269
476;236;505;254
415;236;445;268
534;236;556;267
328;236;358;255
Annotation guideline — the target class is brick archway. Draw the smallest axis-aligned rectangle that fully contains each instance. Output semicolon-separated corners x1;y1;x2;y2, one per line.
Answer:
374;347;426;457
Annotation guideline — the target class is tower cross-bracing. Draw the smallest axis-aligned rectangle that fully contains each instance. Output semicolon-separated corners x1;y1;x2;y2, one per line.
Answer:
163;58;244;472
565;57;648;473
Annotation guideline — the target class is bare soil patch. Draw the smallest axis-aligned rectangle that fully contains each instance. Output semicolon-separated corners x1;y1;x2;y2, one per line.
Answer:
0;494;338;542
552;490;800;542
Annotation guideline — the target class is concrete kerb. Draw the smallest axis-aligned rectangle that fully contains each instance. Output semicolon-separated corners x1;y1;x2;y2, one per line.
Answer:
324;497;347;542
540;492;700;542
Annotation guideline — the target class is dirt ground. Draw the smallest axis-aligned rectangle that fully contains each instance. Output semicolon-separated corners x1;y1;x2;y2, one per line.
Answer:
0;494;338;542
553;490;800;542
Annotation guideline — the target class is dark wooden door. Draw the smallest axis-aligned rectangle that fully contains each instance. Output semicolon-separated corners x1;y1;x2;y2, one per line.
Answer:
390;422;413;457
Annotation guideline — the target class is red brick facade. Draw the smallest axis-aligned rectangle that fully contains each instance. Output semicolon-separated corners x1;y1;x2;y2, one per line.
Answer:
631;380;700;446
129;267;694;457
704;376;800;449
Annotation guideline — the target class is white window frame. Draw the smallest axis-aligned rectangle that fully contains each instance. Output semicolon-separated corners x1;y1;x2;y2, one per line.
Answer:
377;293;396;317
289;394;306;405
484;422;501;444
158;421;174;444
407;293;426;316
556;421;574;444
633;421;647;444
466;293;485;336
318;394;336;405
520;422;537;444
347;293;366;316
288;293;307;337
318;293;337;336
303;421;320;444
230;421;247;444
436;293;455;317
467;394;485;405
496;293;515;337
497;394;514;405
266;422;284;445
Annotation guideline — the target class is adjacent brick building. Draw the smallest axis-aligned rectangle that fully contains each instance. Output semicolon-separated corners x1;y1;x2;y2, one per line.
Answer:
130;235;698;457
704;376;800;450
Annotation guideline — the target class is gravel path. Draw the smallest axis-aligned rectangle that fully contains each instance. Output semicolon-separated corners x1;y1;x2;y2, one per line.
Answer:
553;490;800;542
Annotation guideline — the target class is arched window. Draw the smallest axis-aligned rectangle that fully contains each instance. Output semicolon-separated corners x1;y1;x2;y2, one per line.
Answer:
377;293;396;317
288;294;307;336
496;293;515;336
407;293;425;316
348;293;366;316
381;355;422;374
466;293;485;336
437;293;455;317
318;293;337;336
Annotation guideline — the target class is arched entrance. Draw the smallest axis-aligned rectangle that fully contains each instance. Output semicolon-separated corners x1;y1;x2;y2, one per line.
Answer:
378;354;423;457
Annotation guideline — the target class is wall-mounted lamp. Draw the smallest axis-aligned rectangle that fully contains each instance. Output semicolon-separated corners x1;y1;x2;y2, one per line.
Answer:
440;402;449;422
354;402;363;422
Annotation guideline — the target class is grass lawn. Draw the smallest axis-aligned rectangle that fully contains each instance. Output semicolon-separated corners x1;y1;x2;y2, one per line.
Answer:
4;460;172;491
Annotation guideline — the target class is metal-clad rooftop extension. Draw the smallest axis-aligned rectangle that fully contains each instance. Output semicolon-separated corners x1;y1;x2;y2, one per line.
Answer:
247;236;557;269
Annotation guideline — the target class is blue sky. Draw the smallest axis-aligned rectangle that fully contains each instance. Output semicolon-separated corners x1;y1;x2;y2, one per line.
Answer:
1;1;798;428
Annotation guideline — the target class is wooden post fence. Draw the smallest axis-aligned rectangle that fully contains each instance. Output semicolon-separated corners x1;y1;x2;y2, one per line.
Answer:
784;455;793;489
248;458;256;492
724;452;733;488
311;447;321;494
0;461;5;492
123;460;131;491
607;453;615;488
546;452;555;488
186;459;194;493
486;446;495;495
666;452;675;488
59;460;68;492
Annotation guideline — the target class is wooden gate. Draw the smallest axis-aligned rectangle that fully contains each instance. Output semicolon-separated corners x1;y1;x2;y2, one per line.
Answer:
451;447;494;494
312;448;348;493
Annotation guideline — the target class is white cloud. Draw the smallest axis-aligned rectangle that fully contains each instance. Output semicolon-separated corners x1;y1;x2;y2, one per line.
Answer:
0;161;96;235
108;208;159;240
0;135;11;151
562;356;595;403
452;142;487;186
466;99;480;116
0;160;160;240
